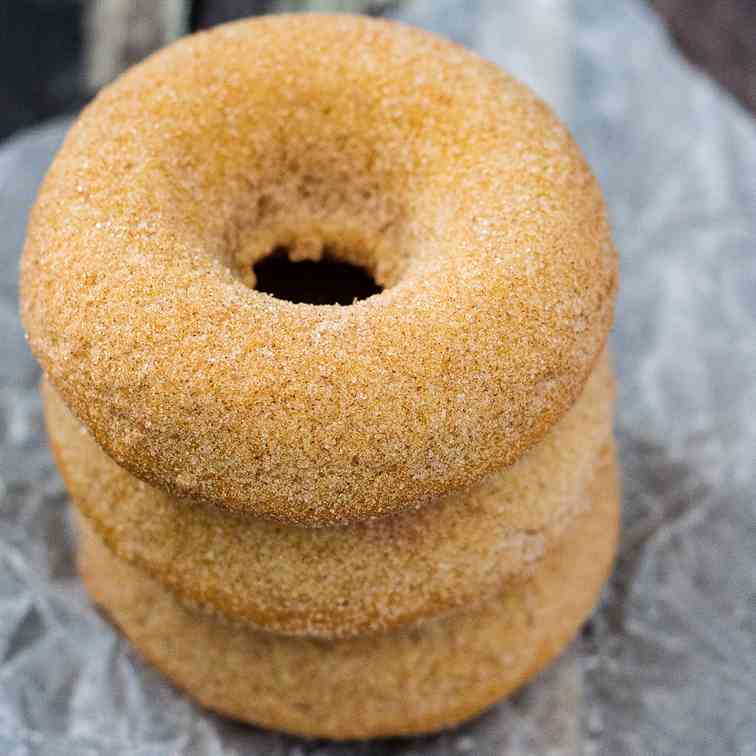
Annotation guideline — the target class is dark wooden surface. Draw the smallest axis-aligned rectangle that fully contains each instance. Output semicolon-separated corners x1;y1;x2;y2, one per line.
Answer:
650;0;756;113
192;0;395;27
0;0;86;141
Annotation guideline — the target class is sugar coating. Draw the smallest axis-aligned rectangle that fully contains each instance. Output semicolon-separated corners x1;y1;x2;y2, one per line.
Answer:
44;354;614;638
21;14;618;525
77;450;619;740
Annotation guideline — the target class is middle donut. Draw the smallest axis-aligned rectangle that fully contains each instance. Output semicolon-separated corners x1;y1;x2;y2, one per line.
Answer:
44;355;613;639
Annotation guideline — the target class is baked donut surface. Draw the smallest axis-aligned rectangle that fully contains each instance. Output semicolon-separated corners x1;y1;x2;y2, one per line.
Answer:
45;355;614;638
22;14;617;525
77;447;619;740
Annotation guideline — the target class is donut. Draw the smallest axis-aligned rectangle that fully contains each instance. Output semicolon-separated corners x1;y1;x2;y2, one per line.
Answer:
76;447;619;740
45;355;614;638
21;14;618;526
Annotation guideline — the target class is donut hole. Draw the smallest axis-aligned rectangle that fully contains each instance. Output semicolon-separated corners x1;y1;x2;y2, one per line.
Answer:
252;246;383;306
222;134;413;298
228;177;409;299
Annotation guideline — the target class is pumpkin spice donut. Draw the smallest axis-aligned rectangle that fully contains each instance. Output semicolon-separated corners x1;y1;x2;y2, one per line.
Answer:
45;355;614;638
76;447;619;740
21;14;617;526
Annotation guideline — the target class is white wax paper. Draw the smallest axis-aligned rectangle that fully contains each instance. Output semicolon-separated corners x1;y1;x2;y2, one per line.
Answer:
1;0;755;753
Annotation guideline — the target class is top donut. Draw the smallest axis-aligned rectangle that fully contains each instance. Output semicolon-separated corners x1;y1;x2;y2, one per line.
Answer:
21;14;617;526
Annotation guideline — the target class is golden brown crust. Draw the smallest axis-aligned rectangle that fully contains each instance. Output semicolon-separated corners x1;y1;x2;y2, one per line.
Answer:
22;14;617;526
77;446;619;740
45;356;614;638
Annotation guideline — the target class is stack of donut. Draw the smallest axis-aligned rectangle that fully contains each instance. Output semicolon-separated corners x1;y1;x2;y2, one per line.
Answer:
20;15;619;740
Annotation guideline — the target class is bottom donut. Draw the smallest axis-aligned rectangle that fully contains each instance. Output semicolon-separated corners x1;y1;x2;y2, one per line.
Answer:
76;448;619;741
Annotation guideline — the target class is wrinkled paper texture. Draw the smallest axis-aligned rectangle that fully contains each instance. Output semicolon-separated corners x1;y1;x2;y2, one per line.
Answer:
1;0;755;753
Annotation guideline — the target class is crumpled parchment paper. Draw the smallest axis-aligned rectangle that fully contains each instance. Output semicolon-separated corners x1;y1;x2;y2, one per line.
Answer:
1;1;755;754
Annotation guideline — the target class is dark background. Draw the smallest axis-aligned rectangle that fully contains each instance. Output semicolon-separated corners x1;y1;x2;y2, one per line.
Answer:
1;0;755;143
